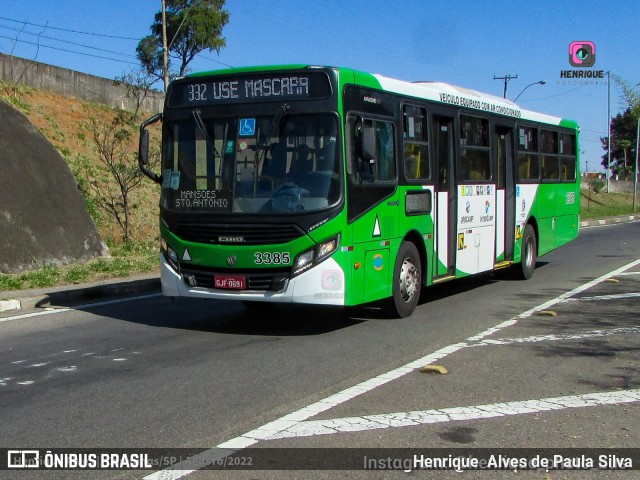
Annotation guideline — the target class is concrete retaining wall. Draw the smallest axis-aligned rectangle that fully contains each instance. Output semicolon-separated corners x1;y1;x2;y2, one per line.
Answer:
0;53;164;113
581;178;639;194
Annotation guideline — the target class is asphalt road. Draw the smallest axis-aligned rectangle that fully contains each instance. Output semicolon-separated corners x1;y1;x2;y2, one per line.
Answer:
1;221;639;479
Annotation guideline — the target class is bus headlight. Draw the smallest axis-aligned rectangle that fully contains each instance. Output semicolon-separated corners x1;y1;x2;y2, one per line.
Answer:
161;238;179;272
293;250;315;275
316;236;339;262
292;235;340;276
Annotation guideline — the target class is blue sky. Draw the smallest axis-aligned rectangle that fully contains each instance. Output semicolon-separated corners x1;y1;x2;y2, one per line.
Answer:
2;0;639;173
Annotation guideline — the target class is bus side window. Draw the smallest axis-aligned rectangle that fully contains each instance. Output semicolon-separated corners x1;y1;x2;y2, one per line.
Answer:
460;115;490;182
403;105;430;181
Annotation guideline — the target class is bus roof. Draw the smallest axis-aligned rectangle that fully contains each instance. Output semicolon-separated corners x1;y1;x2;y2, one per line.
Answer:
184;65;577;129
370;73;569;128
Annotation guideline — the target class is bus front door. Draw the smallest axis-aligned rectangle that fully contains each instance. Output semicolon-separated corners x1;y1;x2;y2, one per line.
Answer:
494;126;515;264
433;116;456;279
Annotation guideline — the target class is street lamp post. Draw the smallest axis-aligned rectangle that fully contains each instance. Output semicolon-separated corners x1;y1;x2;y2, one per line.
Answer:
513;81;546;102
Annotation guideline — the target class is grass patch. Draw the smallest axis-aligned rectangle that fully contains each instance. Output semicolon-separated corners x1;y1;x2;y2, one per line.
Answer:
0;241;158;292
580;188;639;219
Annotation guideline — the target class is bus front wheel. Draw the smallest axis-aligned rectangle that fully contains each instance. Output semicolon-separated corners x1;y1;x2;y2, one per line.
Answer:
389;241;421;318
516;224;537;280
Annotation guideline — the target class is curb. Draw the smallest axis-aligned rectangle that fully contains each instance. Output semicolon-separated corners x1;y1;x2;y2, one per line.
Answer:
579;214;640;228
0;274;160;313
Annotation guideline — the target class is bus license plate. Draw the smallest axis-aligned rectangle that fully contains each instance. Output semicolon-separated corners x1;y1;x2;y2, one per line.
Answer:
214;275;246;290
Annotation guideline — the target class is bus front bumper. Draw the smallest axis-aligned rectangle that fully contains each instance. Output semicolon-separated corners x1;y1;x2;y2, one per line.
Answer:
160;254;345;306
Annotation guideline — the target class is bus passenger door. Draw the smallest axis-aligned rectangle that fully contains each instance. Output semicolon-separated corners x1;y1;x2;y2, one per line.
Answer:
494;126;515;264
433;116;456;278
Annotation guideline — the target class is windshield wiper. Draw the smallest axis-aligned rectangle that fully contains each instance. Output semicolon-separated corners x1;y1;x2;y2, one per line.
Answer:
253;103;290;195
192;109;222;162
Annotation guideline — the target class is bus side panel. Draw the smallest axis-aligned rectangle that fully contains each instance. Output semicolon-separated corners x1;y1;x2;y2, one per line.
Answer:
348;187;434;305
398;187;435;285
554;182;580;248
349;201;397;304
535;184;557;256
455;184;496;276
514;184;539;262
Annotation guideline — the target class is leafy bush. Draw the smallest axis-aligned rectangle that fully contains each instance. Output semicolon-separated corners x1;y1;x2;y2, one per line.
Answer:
590;179;605;194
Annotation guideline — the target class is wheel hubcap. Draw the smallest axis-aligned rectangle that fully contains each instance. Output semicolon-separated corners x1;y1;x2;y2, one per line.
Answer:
524;238;533;267
399;257;418;302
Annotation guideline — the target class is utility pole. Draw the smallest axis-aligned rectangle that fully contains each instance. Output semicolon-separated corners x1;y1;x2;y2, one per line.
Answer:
606;71;611;193
493;74;518;99
634;116;639;212
161;0;169;93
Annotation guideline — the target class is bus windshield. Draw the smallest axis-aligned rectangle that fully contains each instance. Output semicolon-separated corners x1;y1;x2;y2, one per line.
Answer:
161;113;340;215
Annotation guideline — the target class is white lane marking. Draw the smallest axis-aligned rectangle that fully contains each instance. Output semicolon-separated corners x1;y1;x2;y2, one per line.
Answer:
12;348;80;365
561;292;640;302
470;326;640;347
4;348;135;386
267;389;640;439
57;366;78;372
145;258;640;480
0;293;162;324
617;271;640;276
468;258;640;341
1;308;72;323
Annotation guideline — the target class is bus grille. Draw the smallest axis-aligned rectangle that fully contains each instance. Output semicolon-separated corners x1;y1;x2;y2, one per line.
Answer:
172;223;305;245
179;264;289;292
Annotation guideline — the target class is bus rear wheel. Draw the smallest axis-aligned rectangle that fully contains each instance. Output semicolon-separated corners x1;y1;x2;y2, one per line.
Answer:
516;224;537;280
388;241;421;318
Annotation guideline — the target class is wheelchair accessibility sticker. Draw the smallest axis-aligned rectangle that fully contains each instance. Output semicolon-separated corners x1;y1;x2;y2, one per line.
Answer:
239;118;256;136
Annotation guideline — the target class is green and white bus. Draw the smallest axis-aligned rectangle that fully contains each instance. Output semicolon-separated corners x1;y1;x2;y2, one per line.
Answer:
139;65;579;317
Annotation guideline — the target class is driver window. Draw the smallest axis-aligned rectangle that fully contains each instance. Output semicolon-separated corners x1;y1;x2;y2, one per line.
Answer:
346;116;396;184
346;114;397;221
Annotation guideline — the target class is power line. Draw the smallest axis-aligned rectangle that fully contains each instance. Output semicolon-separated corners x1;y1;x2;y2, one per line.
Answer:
525;86;584;101
0;15;141;41
0;34;138;65
199;54;234;69
0;24;138;59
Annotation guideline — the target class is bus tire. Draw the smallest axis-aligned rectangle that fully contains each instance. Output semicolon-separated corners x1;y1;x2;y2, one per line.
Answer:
389;241;421;318
516;224;537;280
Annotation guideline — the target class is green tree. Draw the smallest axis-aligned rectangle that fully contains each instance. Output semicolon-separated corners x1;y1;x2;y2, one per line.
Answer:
601;108;638;179
113;68;155;122
84;111;144;244
136;0;230;87
601;76;640;179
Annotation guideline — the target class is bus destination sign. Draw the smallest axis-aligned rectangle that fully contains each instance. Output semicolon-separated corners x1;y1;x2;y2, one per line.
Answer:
168;71;332;107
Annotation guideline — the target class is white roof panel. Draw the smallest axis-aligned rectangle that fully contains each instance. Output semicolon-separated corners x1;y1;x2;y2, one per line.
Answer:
373;74;562;126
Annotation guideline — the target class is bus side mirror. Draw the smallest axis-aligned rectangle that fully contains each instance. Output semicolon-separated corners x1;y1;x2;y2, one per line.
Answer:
139;129;150;166
139;113;163;184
